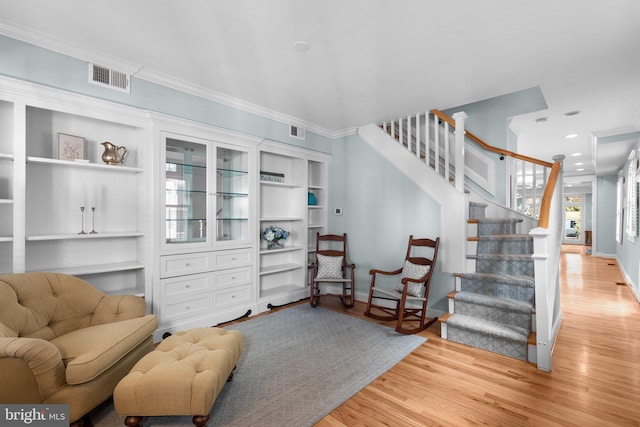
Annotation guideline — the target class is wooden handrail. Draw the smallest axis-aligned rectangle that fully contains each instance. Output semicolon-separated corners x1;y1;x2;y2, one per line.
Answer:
430;108;560;228
430;109;554;168
537;161;561;228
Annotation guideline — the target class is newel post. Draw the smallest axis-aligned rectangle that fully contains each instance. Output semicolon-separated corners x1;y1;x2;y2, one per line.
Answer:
452;112;467;192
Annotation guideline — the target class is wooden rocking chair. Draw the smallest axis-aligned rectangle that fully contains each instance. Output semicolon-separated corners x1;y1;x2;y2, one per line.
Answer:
364;235;440;334
309;233;355;308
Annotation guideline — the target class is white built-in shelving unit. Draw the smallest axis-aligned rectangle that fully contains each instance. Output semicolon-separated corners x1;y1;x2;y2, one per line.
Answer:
258;140;329;309
150;113;261;339
0;76;152;297
0;76;332;338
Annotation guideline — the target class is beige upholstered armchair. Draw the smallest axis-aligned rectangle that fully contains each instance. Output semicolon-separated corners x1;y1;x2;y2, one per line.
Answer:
0;272;158;425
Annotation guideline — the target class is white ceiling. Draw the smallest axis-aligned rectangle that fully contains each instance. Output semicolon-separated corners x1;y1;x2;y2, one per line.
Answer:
2;0;640;181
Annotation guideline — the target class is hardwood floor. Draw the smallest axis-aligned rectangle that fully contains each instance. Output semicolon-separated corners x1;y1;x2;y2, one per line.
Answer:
309;248;640;426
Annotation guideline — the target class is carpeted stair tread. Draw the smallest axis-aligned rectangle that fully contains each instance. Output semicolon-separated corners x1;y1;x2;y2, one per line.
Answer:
477;218;523;224
476;253;533;261
454;292;533;313
460;272;534;287
459;273;535;304
469;202;488;220
446;313;529;343
477;234;532;240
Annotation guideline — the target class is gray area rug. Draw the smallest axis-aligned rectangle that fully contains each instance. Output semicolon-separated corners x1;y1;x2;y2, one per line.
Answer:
92;304;426;426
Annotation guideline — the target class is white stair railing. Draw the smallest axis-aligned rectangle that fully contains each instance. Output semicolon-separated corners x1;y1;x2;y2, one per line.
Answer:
381;110;464;192
530;159;563;372
381;109;554;221
379;109;564;371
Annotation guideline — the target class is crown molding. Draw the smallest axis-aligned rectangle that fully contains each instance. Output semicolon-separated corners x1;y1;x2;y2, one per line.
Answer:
0;20;356;140
135;68;345;139
0;19;143;75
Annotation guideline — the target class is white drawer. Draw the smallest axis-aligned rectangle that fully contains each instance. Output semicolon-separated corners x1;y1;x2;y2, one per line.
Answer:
212;248;252;269
162;296;210;322
213;267;252;290
160;252;213;277
160;248;252;278
163;274;212;297
215;284;252;308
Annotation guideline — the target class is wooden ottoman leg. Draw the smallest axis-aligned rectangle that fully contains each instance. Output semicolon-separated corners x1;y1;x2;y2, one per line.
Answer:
192;415;209;427
124;416;143;427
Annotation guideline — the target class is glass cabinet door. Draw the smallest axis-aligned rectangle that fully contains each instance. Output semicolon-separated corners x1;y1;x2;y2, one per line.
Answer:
165;137;209;245
216;146;249;242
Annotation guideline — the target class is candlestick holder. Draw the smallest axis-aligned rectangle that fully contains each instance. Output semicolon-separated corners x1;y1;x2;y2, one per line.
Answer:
79;206;87;235
90;207;98;234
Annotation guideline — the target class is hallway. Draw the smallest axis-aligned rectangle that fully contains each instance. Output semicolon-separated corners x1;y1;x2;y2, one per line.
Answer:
315;247;640;426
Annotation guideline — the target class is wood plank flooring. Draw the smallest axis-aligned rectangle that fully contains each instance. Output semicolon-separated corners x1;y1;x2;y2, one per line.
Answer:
307;248;640;426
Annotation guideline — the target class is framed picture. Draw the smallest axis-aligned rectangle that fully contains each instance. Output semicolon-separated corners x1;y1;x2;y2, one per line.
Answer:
58;133;85;161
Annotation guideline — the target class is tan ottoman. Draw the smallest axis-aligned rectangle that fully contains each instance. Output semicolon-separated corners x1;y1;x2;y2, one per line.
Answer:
113;327;243;427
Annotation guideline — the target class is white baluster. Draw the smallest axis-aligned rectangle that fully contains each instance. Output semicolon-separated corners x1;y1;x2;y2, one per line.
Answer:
415;113;421;161
452;112;467;192
425;111;430;167
407;115;412;152
444;121;450;183
434;114;440;175
399;117;403;146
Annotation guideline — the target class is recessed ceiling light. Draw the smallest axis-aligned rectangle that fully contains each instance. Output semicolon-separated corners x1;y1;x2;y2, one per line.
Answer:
565;133;578;139
575;162;583;166
577;168;585;171
293;41;311;53
571;152;582;157
564;110;581;116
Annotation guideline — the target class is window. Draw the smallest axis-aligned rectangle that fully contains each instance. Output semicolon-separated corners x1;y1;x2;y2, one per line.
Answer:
616;175;624;244
625;151;638;242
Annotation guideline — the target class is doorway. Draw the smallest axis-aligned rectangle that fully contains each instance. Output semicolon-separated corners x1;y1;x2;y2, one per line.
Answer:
563;195;584;244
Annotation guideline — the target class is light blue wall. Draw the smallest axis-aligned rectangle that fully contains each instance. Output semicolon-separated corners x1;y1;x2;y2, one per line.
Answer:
585;193;592;230
443;87;548;205
596;175;618;255
328;135;448;312
2;35;449;311
0;35;334;153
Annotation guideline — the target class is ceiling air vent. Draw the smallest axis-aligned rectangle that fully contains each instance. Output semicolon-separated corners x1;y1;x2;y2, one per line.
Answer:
289;125;305;140
88;63;130;93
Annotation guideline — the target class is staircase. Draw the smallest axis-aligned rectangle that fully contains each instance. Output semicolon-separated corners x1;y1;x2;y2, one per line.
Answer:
441;201;536;362
363;109;563;370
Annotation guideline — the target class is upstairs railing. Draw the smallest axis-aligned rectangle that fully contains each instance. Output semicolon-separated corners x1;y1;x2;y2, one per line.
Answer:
381;109;555;220
378;109;563;371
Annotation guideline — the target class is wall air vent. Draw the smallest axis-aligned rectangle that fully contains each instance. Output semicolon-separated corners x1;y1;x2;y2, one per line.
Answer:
88;63;130;93
289;125;305;140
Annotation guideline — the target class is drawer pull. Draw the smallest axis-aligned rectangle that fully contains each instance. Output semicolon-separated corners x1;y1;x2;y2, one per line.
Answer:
185;262;191;266
186;284;190;288
185;306;191;310
231;276;236;280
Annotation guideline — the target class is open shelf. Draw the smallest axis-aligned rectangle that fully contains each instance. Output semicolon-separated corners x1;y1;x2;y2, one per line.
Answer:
259;263;304;275
104;286;144;297
259;245;304;255
260;284;306;299
259;181;303;189
31;260;144;276
0;153;13;160
26;231;144;241
27;156;144;173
